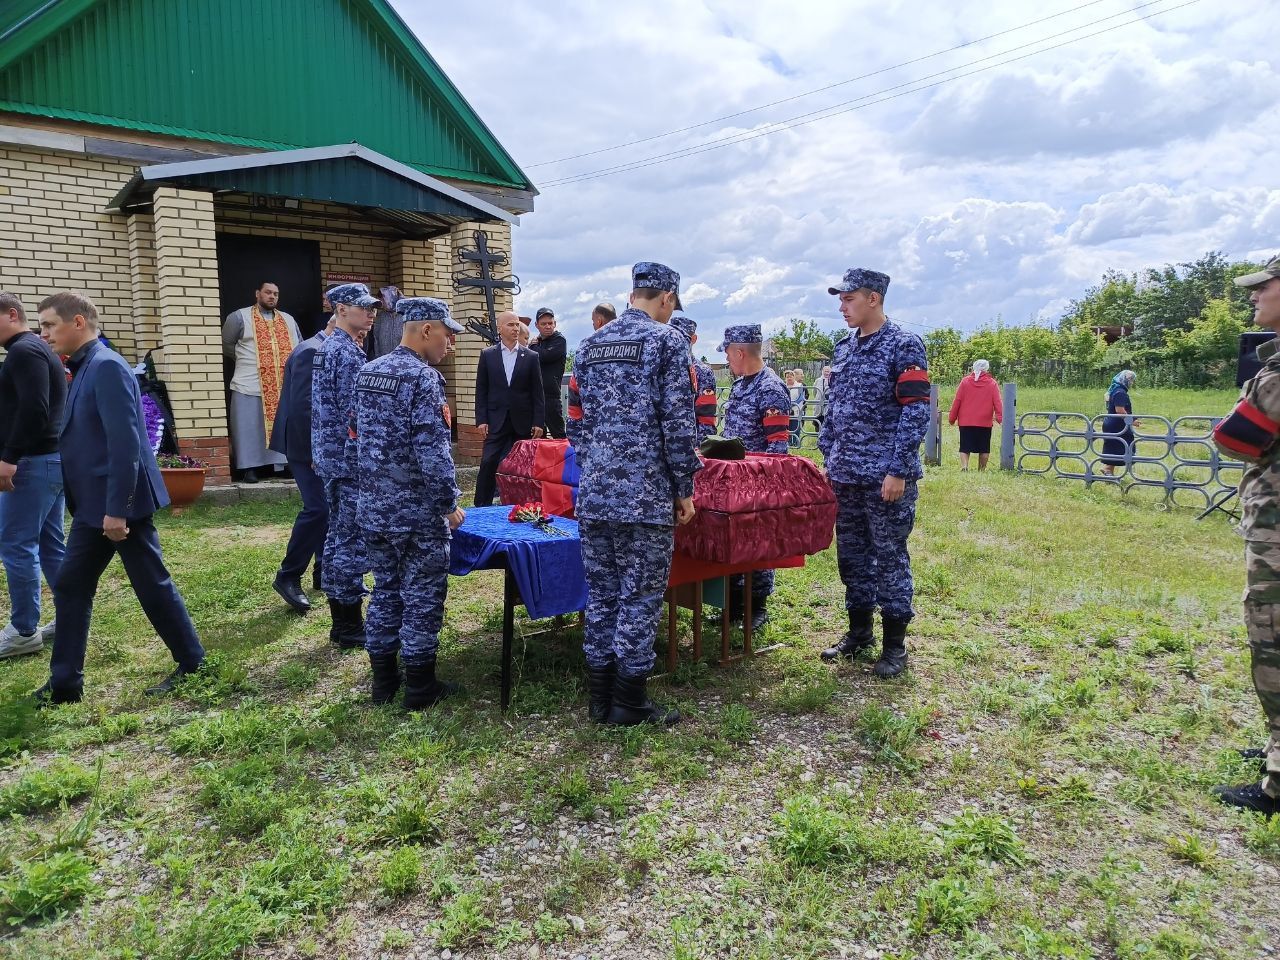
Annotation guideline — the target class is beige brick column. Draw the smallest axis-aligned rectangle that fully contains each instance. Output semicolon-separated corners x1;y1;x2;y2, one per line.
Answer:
389;239;436;296
447;221;512;465
152;187;231;485
127;213;160;357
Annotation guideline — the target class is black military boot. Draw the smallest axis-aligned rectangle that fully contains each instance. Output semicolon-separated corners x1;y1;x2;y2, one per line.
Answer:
586;663;615;723
821;608;875;662
311;562;323;592
748;595;769;632
273;572;311;614
402;659;460;710
607;674;680;726
873;615;910;679
369;652;401;705
328;599;366;650
1213;781;1280;817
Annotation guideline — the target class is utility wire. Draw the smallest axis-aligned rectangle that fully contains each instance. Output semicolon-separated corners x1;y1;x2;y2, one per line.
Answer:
541;0;1199;188
527;0;1116;168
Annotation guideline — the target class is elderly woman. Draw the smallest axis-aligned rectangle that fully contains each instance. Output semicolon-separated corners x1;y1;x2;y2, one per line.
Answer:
1099;370;1137;476
948;359;1003;470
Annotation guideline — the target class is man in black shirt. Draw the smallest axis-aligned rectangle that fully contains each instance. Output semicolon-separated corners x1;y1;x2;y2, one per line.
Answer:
530;307;568;438
0;292;67;658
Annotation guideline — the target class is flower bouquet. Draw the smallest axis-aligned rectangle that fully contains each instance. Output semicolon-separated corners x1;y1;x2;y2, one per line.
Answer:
507;501;568;537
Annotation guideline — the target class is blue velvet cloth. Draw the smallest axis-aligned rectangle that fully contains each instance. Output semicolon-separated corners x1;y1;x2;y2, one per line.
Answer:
449;506;587;619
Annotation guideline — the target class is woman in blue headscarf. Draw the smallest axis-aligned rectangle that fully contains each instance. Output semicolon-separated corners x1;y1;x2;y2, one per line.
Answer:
1099;370;1137;475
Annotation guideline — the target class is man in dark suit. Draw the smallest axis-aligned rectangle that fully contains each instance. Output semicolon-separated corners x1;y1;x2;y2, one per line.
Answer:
530;307;568;438
32;292;204;705
268;313;337;613
474;311;545;506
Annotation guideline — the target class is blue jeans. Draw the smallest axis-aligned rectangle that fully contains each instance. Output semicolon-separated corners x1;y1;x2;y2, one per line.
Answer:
0;453;66;634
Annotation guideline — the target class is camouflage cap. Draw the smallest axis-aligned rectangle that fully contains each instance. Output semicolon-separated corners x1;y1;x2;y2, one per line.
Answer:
632;261;680;294
396;296;463;333
535;306;555;320
717;323;762;352
669;310;697;340
326;282;379;308
1236;253;1280;290
828;267;891;297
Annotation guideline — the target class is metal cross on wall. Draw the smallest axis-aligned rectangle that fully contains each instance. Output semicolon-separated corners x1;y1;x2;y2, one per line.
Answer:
452;230;521;343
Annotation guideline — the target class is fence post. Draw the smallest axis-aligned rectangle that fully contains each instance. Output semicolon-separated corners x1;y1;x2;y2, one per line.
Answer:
1000;382;1017;470
924;384;941;466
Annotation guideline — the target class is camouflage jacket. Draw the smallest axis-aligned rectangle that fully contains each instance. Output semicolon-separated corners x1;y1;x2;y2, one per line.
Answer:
567;307;702;525
354;346;459;535
1215;338;1280;542
311;327;365;479
693;359;719;446
818;320;930;484
723;365;791;454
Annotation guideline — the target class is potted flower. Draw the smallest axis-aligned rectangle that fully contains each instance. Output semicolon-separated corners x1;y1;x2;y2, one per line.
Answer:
156;453;207;507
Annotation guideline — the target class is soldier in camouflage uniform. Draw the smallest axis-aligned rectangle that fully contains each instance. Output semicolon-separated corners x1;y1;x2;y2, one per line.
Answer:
669;310;719;445
1212;253;1280;816
312;283;378;649
567;262;702;726
356;298;465;709
817;268;930;679
719;323;792;629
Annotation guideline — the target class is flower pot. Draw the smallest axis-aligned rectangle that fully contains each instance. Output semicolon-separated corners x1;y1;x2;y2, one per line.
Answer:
160;467;206;507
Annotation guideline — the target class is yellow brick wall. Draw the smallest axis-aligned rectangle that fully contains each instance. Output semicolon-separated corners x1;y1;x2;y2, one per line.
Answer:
0;145;139;357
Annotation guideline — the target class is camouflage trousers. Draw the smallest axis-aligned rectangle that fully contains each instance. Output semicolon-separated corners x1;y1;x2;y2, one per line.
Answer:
365;532;449;667
579;519;674;678
321;477;368;604
832;480;918;622
731;568;774;602
1245;540;1280;798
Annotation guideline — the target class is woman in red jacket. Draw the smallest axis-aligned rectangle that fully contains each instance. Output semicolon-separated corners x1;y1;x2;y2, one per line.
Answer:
948;359;1003;471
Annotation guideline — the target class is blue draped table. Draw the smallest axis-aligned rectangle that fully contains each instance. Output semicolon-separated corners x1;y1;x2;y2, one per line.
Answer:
449;506;588;708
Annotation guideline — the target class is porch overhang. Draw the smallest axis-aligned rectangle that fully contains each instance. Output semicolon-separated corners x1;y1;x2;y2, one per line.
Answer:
106;142;518;239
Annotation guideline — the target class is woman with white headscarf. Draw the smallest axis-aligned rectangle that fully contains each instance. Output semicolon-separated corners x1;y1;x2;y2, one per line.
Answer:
947;359;1003;470
1100;369;1137;476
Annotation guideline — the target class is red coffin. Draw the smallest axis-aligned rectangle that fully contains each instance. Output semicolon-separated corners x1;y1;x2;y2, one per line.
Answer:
496;439;579;518
675;453;836;564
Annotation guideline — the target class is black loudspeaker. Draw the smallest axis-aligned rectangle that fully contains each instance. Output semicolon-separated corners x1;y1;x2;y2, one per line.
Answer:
1239;332;1276;387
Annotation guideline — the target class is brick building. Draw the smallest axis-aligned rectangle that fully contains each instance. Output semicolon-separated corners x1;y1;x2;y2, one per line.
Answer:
0;0;535;482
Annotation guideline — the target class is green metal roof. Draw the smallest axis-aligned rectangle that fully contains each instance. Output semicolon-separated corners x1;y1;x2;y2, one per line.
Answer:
0;0;533;192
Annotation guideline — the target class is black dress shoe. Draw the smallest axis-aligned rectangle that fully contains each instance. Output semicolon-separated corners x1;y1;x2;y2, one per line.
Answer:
145;661;203;696
273;573;311;614
240;468;260;484
1213;781;1280;817
29;680;82;708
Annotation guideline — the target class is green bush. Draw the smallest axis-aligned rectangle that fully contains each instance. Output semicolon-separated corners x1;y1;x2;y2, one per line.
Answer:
378;847;423;898
910;875;992;936
942;809;1026;865
0;851;97;925
771;795;869;870
0;760;97;816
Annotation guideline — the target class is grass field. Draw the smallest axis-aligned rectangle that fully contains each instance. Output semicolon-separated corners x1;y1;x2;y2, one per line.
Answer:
0;390;1272;960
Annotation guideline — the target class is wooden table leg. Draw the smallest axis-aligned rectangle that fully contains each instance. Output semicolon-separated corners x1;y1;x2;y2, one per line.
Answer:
692;581;703;664
502;567;515;711
743;570;754;657
720;576;731;662
666;589;678;673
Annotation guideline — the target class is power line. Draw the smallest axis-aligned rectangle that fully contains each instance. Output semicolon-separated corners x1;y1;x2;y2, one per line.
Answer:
527;0;1116;168
541;0;1199;188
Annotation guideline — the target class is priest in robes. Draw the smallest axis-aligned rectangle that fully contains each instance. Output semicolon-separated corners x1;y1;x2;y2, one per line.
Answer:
223;281;301;483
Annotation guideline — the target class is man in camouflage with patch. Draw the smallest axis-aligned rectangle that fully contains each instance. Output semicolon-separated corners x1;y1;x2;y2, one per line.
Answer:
818;268;930;679
312;282;379;650
1212;253;1280;816
356;298;465;710
567;261;701;726
669;310;719;445
719;322;792;630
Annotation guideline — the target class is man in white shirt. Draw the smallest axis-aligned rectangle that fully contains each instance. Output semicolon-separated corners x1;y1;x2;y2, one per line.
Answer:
473;312;545;506
222;281;301;483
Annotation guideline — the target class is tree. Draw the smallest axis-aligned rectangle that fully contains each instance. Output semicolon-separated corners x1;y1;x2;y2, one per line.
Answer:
769;318;843;361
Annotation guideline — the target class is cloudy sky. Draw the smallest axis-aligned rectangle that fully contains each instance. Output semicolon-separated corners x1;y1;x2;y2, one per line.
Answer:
397;0;1277;354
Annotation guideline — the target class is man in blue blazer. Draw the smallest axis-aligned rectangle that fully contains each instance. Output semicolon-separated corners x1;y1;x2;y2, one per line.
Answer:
32;292;204;705
268;312;336;613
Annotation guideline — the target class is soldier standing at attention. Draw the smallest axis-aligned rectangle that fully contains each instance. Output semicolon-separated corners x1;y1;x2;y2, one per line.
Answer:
818;268;930;678
1211;253;1280;816
567;262;701;726
669;310;719;445
356;298;465;709
312;282;379;650
719;323;792;630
